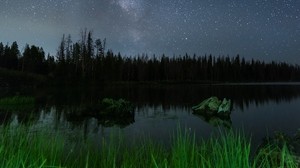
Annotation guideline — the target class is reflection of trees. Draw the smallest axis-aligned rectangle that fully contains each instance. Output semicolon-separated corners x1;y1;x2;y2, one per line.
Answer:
62;105;135;128
135;105;180;120
29;84;300;112
0;107;41;125
5;84;300;117
94;84;300;111
0;102;135;128
219;85;300;111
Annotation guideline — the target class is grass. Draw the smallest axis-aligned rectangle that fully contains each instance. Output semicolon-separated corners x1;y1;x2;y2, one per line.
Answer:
0;96;35;105
253;143;298;168
0;125;297;168
0;96;35;111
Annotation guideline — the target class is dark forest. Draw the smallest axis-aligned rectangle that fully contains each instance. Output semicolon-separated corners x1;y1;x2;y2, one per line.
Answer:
1;30;300;86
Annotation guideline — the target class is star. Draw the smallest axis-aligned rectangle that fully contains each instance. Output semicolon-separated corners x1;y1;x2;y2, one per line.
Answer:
0;0;298;63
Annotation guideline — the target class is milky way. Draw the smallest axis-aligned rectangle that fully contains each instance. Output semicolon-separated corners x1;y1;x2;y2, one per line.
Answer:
0;0;299;63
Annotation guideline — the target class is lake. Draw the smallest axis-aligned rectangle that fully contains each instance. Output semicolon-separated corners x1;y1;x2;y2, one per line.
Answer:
1;83;300;150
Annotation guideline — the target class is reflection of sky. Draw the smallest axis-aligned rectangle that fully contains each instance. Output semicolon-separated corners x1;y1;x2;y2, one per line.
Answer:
126;105;216;144
133;99;300;148
232;97;300;148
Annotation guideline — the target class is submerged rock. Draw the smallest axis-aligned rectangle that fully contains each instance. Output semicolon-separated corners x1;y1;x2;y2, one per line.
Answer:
192;97;232;128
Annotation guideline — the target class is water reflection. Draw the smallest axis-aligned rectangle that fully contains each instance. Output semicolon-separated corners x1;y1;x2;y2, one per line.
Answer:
1;84;300;127
3;107;121;140
62;105;135;128
0;98;299;151
0;84;300;150
193;113;232;129
39;84;300;111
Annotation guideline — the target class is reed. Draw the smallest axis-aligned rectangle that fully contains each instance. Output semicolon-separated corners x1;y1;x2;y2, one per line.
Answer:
0;96;35;111
0;96;35;105
0;125;297;168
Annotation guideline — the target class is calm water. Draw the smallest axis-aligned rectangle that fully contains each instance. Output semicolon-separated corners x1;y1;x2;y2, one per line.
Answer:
1;83;300;149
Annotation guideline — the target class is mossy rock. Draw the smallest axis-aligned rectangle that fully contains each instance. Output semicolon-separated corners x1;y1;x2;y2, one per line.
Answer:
192;96;232;115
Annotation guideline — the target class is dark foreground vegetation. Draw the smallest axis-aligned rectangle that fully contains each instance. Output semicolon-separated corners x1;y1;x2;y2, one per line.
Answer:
0;125;298;168
1;29;300;86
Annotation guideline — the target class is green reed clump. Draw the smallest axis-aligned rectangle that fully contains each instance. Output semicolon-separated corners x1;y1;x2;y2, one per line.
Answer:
0;96;35;105
0;126;64;167
150;129;252;168
0;125;297;168
253;143;298;168
0;96;35;111
100;98;134;115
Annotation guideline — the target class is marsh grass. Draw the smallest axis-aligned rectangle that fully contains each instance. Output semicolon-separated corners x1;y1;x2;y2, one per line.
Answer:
0;125;297;168
0;96;35;105
0;96;35;111
253;143;298;168
100;98;134;115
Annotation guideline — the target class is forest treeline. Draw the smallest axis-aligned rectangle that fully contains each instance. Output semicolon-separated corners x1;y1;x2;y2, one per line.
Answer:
0;29;300;85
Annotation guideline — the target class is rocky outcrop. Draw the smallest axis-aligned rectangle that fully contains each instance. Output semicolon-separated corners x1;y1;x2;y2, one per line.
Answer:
192;97;232;115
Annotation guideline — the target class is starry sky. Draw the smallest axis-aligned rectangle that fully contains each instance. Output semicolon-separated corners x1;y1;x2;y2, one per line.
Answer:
0;0;299;63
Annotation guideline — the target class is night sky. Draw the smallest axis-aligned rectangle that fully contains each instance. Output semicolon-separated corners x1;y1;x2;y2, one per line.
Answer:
1;0;299;63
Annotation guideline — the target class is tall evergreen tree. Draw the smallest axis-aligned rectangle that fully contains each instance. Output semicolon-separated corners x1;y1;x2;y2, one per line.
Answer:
57;34;66;63
9;41;20;69
0;43;5;68
66;34;72;63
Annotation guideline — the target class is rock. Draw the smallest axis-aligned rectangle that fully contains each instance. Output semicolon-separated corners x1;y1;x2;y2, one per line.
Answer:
218;98;232;113
192;97;232;114
192;97;232;128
